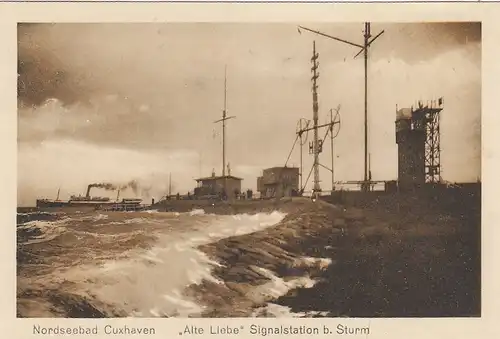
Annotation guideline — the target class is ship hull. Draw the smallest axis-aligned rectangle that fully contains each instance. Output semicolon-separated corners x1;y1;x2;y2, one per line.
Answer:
36;200;69;208
36;199;115;209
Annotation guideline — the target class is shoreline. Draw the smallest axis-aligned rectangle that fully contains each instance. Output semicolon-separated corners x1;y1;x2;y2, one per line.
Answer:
16;191;480;318
191;194;480;317
190;199;342;317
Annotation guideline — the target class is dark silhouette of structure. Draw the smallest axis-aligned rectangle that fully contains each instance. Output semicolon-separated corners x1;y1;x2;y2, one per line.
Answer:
396;99;443;191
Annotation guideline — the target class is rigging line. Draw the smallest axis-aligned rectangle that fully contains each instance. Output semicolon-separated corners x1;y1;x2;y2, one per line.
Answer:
319;163;333;173
298;26;364;49
321;124;330;145
302;164;315;192
285;134;301;168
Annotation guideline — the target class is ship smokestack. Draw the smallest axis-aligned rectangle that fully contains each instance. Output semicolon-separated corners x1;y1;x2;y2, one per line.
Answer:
86;185;92;199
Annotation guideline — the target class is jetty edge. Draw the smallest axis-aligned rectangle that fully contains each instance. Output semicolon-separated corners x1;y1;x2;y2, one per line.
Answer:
185;194;480;317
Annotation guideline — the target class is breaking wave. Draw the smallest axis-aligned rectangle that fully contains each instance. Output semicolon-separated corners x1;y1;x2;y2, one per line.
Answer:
17;208;329;317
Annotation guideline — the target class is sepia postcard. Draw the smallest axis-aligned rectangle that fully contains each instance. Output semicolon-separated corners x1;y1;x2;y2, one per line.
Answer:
0;2;498;339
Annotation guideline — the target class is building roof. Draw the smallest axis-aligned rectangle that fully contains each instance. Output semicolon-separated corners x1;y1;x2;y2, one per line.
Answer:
195;175;243;182
264;166;300;171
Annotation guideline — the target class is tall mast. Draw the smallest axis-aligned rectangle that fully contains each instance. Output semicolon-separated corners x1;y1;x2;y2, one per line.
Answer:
299;119;304;190
223;65;227;177
168;173;172;197
199;153;202;177
330;108;335;191
363;22;370;191
369;152;372;182
214;65;236;198
311;41;321;195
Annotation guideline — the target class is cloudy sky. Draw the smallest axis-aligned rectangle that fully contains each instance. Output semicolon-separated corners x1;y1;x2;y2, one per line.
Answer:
17;22;481;206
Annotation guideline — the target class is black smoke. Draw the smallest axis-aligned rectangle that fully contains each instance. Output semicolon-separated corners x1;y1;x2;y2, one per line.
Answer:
89;183;116;191
88;180;148;197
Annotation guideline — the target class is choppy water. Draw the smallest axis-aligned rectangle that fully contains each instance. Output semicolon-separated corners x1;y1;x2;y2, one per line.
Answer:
17;208;298;318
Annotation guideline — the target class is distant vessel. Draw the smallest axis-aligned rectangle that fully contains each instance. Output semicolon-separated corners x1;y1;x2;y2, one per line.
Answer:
36;185;112;208
36;185;143;210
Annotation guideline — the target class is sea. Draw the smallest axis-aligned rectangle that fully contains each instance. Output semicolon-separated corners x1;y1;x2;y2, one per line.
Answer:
16;208;326;318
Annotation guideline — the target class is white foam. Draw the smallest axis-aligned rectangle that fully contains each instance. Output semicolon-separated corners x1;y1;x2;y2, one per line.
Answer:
72;229;151;244
93;213;108;221
162;291;204;317
245;267;317;304
23;210;331;318
63;211;286;317
149;308;161;317
189;209;206;216
294;257;332;270
106;217;155;225
19;217;69;229
244;257;333;317
138;254;165;264
18;211;58;217
252;303;330;318
17;218;70;244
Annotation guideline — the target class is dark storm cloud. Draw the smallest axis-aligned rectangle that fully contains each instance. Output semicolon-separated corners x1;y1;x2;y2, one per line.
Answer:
17;22;481;110
18;23;96;108
17;23;218;151
435;22;481;43
417;22;480;56
17;22;481;187
367;22;480;64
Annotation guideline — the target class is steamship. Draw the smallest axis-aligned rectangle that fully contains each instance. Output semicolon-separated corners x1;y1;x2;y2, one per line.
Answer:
36;185;143;210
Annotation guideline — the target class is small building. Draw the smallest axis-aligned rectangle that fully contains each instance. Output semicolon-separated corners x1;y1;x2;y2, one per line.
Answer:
194;172;242;199
257;166;300;198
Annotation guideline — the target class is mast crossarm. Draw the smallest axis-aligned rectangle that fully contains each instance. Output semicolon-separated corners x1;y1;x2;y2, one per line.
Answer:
214;116;236;123
297;121;339;134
